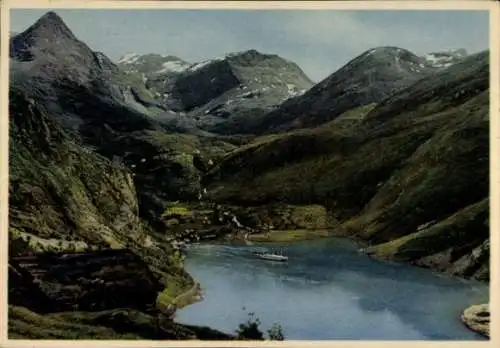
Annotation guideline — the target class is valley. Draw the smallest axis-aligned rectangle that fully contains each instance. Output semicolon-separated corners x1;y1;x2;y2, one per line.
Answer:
7;11;490;340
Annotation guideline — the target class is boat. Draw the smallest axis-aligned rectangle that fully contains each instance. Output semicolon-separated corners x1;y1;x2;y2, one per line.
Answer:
257;253;288;262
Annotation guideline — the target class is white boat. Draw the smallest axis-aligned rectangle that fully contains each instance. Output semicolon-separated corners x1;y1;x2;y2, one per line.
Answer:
257;253;288;262
256;248;288;262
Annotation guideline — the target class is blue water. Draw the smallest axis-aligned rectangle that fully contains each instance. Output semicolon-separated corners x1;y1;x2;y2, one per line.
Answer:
175;238;489;340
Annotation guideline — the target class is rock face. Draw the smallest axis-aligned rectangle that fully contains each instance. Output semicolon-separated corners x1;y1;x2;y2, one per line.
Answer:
8;250;234;340
205;51;490;279
9;87;143;251
9;250;163;313
243;46;456;134
461;304;490;337
117;53;191;105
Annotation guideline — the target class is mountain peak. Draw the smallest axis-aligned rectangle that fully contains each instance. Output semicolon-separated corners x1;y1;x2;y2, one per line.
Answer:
10;11;82;61
39;11;62;22
24;11;76;41
361;46;418;60
225;49;280;63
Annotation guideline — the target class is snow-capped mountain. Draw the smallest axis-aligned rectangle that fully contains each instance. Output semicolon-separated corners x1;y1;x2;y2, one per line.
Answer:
422;49;468;69
118;53;191;75
118;49;314;134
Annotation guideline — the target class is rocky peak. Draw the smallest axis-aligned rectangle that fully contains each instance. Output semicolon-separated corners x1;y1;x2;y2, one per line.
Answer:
10;11;79;61
224;49;282;66
27;11;75;40
338;46;431;77
10;10;96;71
10;12;162;117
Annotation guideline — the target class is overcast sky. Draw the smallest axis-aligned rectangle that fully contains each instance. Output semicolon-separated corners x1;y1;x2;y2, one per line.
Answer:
10;9;489;82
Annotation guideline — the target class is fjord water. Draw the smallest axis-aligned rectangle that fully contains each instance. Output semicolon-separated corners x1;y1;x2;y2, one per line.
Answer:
175;238;488;340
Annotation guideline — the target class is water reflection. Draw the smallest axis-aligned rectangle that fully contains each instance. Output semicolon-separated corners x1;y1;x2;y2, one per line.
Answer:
176;239;488;340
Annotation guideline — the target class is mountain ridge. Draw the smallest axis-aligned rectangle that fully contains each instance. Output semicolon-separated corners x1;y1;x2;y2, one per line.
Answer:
240;45;471;134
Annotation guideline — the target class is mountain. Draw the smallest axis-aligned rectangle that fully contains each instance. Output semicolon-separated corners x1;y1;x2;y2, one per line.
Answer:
118;53;190;75
242;46;463;134
117;53;191;104
9;11;236;227
8;84;236;338
9;11;165;125
204;51;489;280
7;12;241;339
118;49;314;134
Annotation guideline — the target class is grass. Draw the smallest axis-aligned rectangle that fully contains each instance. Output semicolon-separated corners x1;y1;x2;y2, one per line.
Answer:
9;306;141;339
289;205;330;229
365;198;489;261
137;130;236;161
161;202;191;219
156;274;197;310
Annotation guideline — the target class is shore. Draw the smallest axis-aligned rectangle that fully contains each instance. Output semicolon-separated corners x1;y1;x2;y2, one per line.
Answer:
172;282;203;310
157;281;203;315
461;303;490;338
233;229;339;243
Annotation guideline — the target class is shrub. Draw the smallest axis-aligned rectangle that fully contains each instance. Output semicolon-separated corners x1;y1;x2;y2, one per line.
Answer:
236;312;264;340
267;323;284;340
236;311;285;340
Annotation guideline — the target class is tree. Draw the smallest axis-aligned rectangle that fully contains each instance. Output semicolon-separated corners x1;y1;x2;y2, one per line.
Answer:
236;312;264;340
236;311;285;340
267;323;284;341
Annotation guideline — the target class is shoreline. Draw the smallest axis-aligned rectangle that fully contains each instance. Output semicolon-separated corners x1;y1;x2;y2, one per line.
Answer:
228;228;356;245
169;282;203;312
157;281;203;316
176;235;490;340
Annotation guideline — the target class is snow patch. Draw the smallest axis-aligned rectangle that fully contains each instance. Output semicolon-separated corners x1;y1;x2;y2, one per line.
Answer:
188;56;225;72
366;49;376;57
157;60;190;74
287;83;301;96
423;52;463;69
118;53;141;65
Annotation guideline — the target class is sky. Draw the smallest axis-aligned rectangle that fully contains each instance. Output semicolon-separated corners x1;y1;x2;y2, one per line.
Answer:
10;9;489;82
